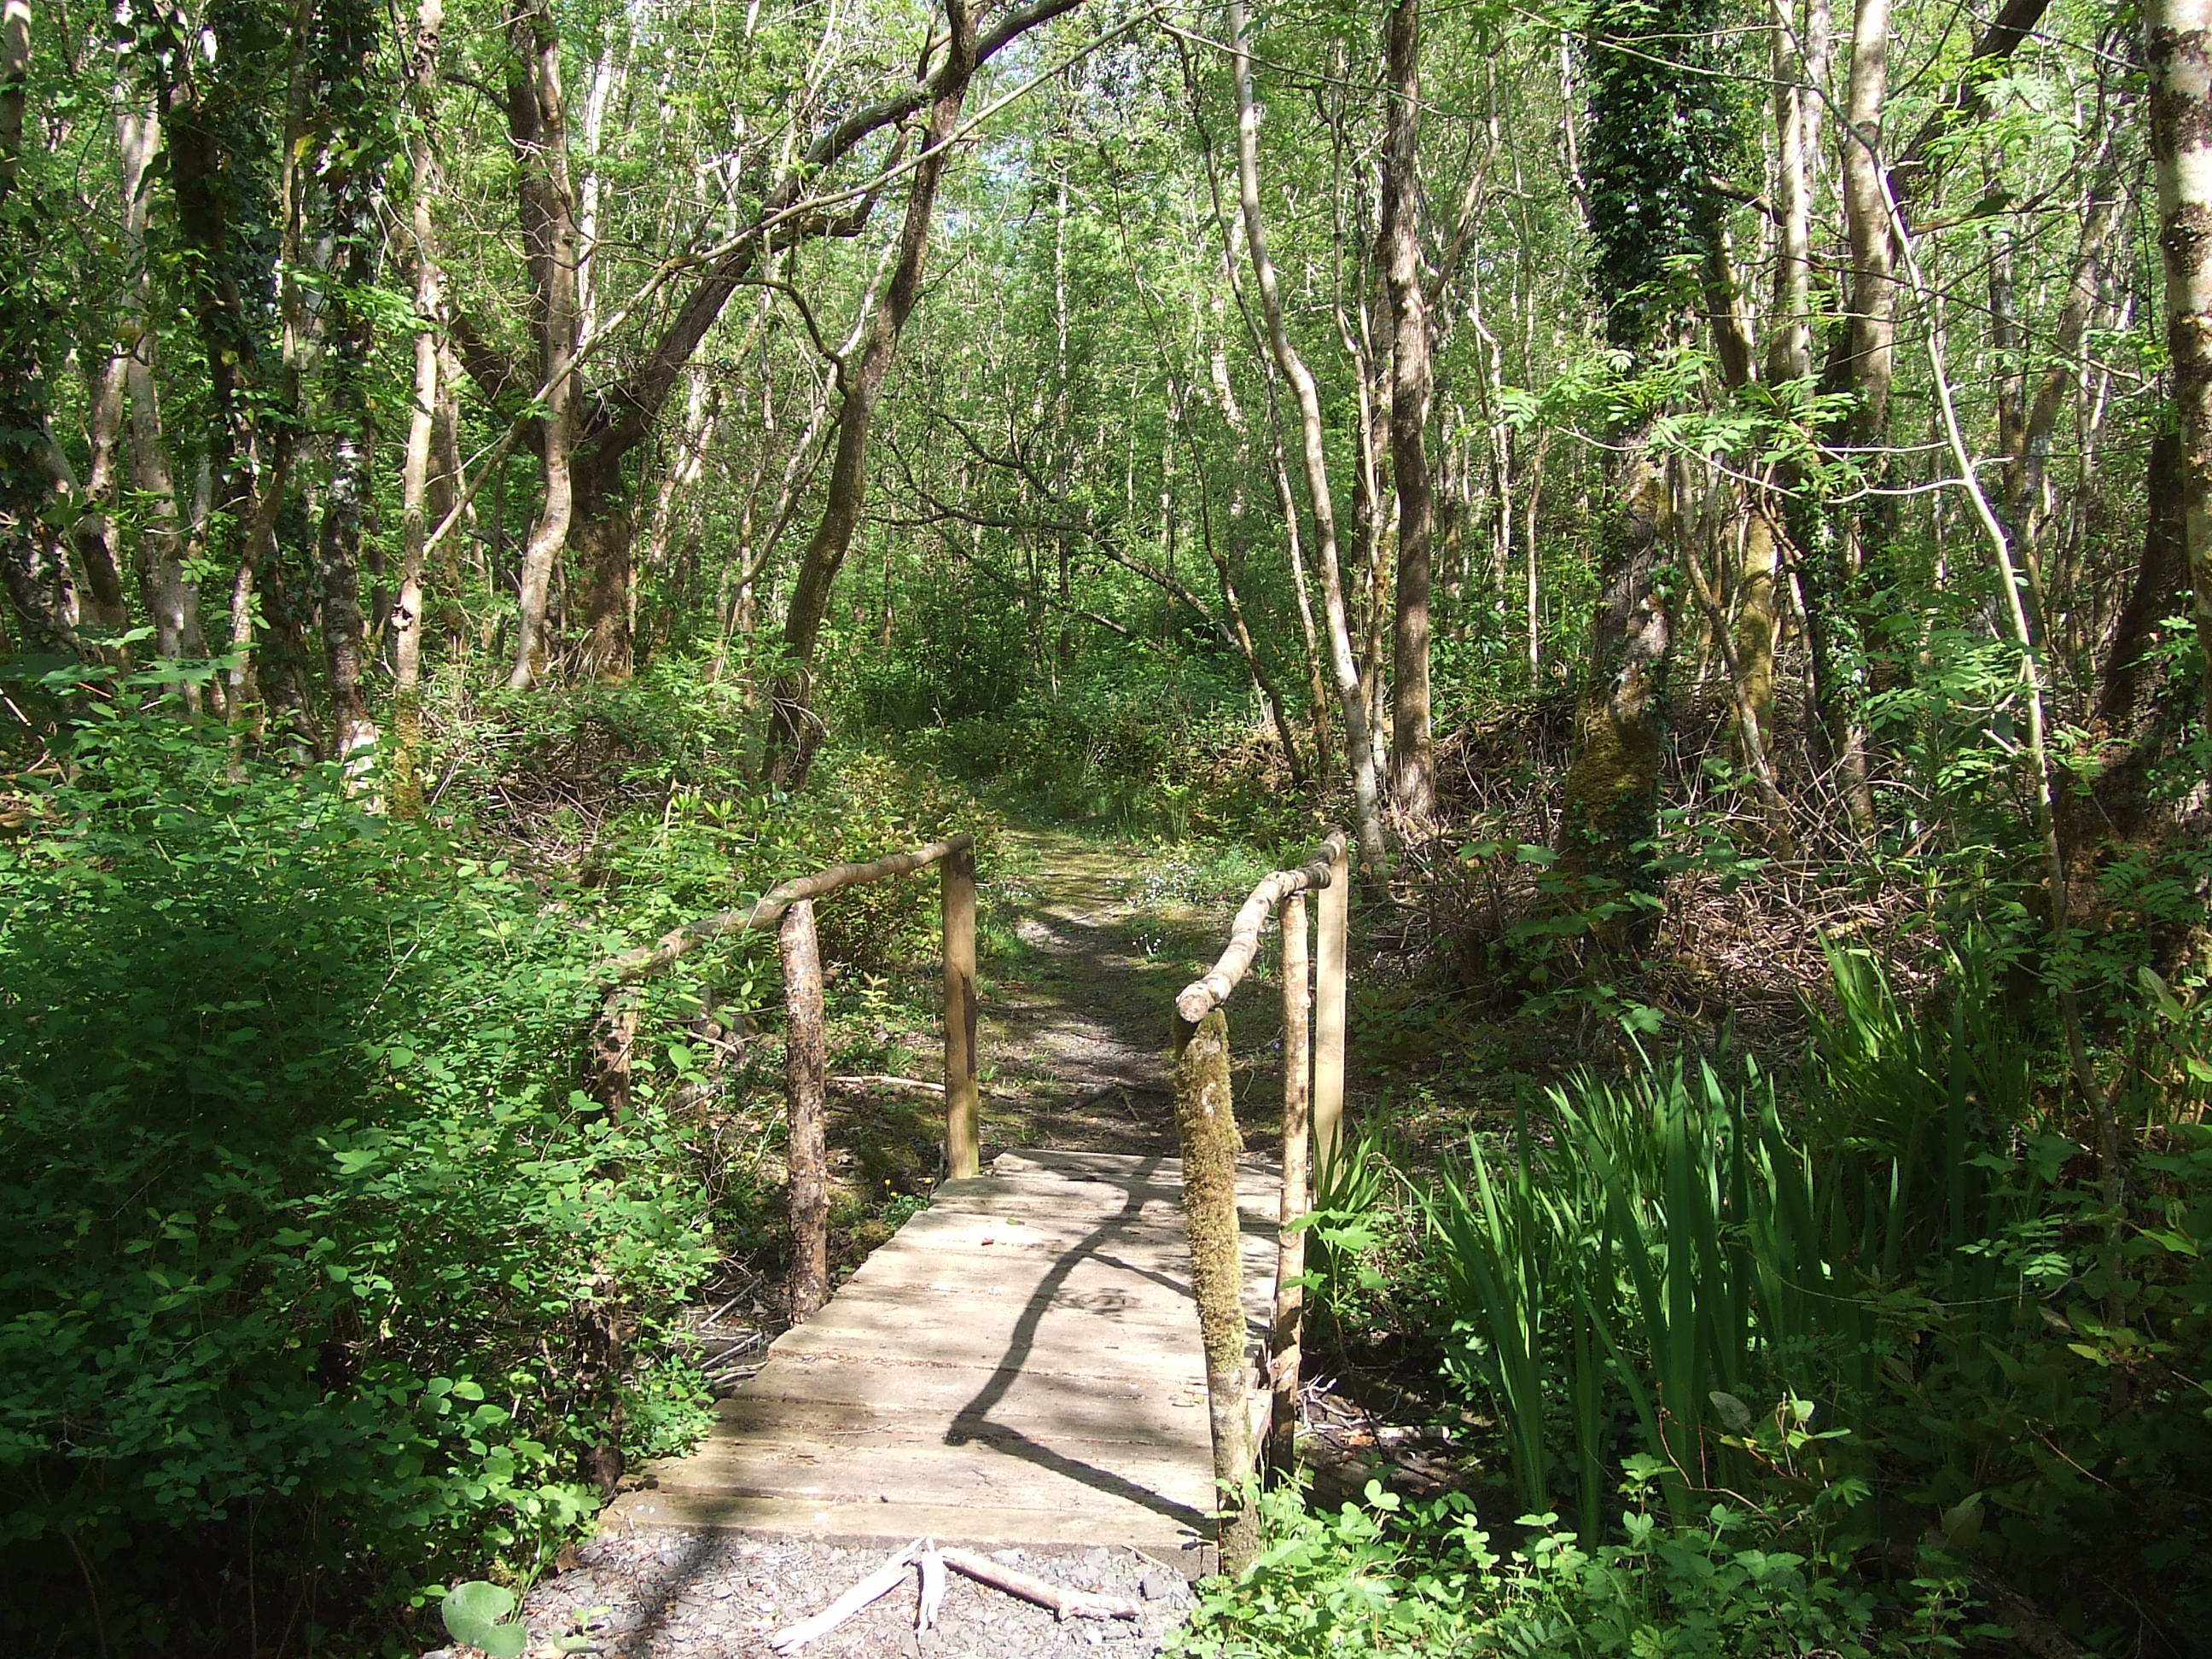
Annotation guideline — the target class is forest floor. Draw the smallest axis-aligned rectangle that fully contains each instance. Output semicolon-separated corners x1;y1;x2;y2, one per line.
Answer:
490;825;1302;1659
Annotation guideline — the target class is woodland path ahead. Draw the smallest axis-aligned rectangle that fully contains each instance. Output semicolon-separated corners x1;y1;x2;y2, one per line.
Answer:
971;829;1285;1158
548;832;1287;1659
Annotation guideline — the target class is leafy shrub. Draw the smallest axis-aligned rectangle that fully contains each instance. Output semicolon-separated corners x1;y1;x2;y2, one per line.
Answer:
0;716;714;1651
1175;1468;1965;1659
927;657;1295;838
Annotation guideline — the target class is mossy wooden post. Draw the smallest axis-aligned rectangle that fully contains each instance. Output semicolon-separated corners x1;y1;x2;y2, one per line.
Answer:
1267;890;1312;1477
1313;830;1349;1173
941;843;981;1179
1172;1007;1260;1575
781;899;830;1321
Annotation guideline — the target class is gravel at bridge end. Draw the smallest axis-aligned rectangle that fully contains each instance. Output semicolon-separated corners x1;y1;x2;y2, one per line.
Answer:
444;1529;1198;1659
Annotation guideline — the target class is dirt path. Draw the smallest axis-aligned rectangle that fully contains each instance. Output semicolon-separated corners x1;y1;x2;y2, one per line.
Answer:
975;829;1281;1157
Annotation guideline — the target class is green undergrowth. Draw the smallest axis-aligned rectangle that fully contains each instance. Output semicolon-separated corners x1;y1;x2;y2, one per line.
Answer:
0;670;1026;1651
0;713;718;1650
1178;1466;1978;1659
1253;938;2212;1657
871;655;1314;845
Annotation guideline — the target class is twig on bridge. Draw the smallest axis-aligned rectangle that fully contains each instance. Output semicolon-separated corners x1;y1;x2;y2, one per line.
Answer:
915;1543;947;1631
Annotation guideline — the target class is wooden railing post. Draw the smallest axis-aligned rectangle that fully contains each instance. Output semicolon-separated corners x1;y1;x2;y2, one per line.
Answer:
780;899;830;1322
941;843;981;1180
1268;891;1312;1476
1312;830;1349;1175
1171;1007;1260;1575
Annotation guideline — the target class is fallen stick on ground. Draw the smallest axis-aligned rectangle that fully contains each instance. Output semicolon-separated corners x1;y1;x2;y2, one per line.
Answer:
935;1546;1142;1622
829;1074;947;1095
916;1544;947;1632
767;1539;923;1651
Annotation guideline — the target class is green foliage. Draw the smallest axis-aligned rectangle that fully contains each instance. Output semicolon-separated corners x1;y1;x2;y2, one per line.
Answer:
1417;940;2212;1644
0;716;714;1650
1175;1470;1965;1659
440;1580;527;1658
1580;0;1742;352
924;657;1295;840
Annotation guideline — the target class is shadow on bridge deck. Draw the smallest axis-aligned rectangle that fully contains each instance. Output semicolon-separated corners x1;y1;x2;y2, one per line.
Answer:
604;1150;1279;1577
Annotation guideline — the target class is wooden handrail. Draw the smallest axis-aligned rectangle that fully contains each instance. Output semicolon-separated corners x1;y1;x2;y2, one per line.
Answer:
1173;852;1336;1022
1167;829;1349;1575
591;832;981;1322
598;834;976;985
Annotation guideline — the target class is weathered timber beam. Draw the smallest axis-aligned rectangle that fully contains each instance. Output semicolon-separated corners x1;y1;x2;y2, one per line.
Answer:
598;834;975;986
1174;852;1336;1023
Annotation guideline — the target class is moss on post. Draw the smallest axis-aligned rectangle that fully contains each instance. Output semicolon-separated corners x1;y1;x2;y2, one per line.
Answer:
1173;1007;1260;1575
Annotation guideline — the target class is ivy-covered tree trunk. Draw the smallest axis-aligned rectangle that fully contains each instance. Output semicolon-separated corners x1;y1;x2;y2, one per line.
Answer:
0;0;85;660
311;0;382;762
1558;441;1674;911
1554;0;1732;938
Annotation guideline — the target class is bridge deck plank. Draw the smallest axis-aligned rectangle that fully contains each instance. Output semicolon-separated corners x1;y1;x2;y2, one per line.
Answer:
603;1150;1280;1570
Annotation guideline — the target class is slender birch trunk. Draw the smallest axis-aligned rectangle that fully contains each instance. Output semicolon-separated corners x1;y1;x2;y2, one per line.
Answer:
1381;0;1435;823
506;0;580;690
1204;335;1308;787
1227;0;1388;882
2143;0;2212;742
100;98;194;669
392;0;445;813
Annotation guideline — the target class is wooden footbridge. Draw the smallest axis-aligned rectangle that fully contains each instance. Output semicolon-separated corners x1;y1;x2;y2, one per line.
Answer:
598;832;1350;1575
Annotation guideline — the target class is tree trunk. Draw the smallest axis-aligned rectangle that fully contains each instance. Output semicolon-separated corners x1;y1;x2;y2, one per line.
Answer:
1227;0;1388;883
1381;0;1435;823
1557;439;1673;929
1201;326;1307;788
1752;3;1815;749
0;0;84;660
573;486;636;682
1808;0;1893;834
765;0;979;788
505;0;580;691
313;0;381;764
392;0;444;814
1838;0;1895;449
116;100;202;669
2145;0;2212;743
2095;434;2186;737
76;355;132;632
1259;388;1336;789
1199;472;1308;788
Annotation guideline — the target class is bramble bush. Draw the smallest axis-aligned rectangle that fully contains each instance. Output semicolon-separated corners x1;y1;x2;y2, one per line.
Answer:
0;712;716;1652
